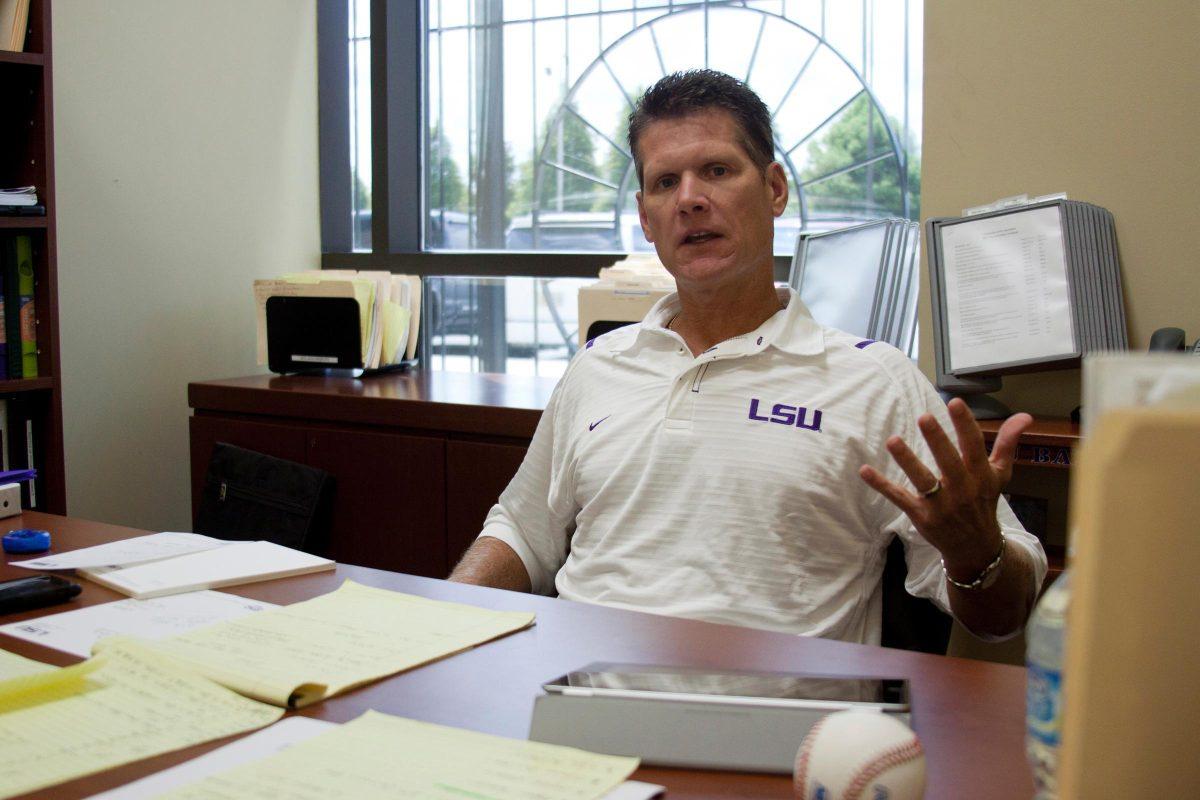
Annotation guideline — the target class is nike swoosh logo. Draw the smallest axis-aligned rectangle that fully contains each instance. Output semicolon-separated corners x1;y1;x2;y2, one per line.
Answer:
589;415;611;431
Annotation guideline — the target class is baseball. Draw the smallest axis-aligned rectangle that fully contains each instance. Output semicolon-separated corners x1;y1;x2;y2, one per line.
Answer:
793;710;925;800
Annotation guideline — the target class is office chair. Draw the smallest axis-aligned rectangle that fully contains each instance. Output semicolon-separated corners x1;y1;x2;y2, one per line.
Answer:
880;537;953;654
194;442;335;556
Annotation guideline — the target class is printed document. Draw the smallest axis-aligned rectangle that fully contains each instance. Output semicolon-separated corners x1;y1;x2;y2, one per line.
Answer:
120;580;535;708
941;205;1075;373
0;590;278;658
0;639;281;799
153;710;638;800
10;532;225;571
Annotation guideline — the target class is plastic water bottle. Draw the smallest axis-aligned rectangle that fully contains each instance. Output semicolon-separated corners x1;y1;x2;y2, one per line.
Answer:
1026;569;1070;799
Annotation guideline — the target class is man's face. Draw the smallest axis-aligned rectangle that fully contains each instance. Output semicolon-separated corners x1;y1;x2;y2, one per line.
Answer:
635;109;788;293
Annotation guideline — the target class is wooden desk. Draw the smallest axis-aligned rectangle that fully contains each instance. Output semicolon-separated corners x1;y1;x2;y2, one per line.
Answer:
978;418;1079;470
2;512;1034;799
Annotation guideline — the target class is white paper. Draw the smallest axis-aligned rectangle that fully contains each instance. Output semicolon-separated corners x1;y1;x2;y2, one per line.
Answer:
84;716;664;800
81;540;334;599
1083;353;1200;437
0;590;279;658
83;717;335;800
941;205;1076;373
602;781;666;800
9;532;226;571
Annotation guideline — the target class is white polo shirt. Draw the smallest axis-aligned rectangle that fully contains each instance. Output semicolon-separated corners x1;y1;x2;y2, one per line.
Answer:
480;288;1046;644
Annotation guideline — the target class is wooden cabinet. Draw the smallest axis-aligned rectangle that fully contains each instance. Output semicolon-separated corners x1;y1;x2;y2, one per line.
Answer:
445;438;530;570
305;427;445;575
0;0;65;513
188;372;554;577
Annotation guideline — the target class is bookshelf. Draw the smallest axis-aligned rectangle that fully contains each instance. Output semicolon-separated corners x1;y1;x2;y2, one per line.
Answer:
0;0;65;513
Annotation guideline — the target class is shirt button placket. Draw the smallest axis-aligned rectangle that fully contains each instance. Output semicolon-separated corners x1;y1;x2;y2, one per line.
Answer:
665;364;697;430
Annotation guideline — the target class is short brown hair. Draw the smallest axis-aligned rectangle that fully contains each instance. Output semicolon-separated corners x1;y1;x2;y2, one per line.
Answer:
628;69;775;187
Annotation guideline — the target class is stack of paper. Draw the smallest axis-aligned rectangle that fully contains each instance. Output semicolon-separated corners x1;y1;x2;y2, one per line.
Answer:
253;270;421;370
788;218;922;355
129;579;535;708
79;540;334;600
11;532;334;600
87;714;659;800
0;186;37;206
11;531;226;572
153;711;639;800
0;639;283;799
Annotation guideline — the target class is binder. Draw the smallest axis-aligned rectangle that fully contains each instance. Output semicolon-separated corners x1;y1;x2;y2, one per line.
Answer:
1;235;22;379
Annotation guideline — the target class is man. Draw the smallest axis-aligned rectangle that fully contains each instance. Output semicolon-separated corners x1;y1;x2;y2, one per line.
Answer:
450;70;1046;645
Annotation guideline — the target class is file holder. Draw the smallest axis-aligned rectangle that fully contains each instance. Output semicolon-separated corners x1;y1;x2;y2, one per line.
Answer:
266;296;365;375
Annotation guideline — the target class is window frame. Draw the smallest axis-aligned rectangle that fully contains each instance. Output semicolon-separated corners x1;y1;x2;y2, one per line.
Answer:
317;0;792;281
318;0;625;279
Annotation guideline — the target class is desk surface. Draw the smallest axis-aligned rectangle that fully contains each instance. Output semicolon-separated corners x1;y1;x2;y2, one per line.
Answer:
2;513;1034;799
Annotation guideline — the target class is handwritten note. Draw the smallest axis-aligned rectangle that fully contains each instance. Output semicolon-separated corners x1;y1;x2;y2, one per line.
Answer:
10;532;225;571
0;590;278;658
86;717;336;800
0;639;282;799
158;710;638;800
136;580;535;707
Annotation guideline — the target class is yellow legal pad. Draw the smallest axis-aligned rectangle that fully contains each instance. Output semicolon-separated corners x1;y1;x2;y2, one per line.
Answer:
0;648;55;680
0;640;282;800
123;579;536;708
158;710;639;800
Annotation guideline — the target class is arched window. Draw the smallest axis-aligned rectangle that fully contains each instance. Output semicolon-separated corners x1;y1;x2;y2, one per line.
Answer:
424;1;921;254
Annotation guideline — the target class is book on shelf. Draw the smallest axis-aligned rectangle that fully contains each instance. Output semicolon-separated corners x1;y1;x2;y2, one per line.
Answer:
16;235;35;378
0;237;17;380
0;259;6;380
0;204;46;216
0;233;36;379
0;0;30;52
0;399;8;471
5;394;40;508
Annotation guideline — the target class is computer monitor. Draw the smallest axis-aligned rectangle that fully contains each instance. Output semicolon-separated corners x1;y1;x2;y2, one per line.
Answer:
788;219;921;356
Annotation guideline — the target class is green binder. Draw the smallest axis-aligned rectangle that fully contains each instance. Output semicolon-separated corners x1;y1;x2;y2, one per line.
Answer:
15;236;36;379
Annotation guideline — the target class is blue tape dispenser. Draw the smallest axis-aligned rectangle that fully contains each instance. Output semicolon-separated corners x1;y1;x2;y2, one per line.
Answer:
3;529;51;555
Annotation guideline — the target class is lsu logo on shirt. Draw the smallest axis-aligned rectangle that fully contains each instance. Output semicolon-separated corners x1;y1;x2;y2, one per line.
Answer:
748;398;823;431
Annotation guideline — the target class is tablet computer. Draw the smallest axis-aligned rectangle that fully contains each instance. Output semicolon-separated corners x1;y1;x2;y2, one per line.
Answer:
542;662;910;712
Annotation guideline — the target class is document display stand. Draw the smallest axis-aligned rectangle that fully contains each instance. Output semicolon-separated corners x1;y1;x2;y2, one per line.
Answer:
926;199;1127;416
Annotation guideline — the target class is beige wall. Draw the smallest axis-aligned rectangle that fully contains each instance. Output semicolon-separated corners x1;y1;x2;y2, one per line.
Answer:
54;1;320;530
922;0;1200;415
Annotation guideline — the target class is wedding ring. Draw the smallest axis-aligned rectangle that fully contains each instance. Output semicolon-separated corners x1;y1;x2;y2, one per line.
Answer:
921;479;943;498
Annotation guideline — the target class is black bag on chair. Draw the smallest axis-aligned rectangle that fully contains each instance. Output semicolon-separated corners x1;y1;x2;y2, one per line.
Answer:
194;443;334;555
